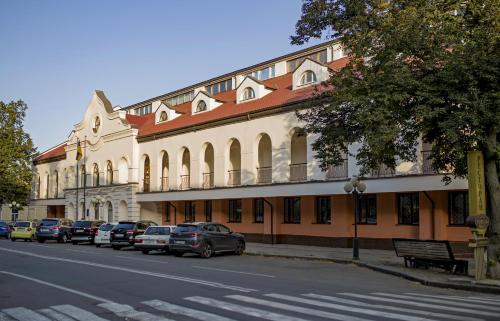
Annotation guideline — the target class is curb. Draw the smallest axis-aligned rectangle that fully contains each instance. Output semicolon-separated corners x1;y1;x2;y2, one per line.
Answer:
245;250;500;295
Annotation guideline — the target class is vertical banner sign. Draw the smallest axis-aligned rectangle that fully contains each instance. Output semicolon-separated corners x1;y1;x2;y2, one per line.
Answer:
467;151;486;216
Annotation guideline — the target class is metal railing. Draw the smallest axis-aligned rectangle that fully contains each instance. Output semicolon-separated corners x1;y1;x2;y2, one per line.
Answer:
290;163;307;181
180;175;190;190
227;170;241;186
160;176;169;191
257;167;272;184
326;160;348;180
202;172;214;189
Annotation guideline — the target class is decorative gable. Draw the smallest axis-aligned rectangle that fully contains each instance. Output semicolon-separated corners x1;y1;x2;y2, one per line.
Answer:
154;101;179;124
292;58;330;90
191;91;222;114
235;76;274;104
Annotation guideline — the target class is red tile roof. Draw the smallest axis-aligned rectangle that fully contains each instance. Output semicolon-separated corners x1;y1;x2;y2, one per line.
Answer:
135;57;349;139
35;143;67;162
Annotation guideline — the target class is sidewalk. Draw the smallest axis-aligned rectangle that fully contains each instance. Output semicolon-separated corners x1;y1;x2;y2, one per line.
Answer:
245;242;500;294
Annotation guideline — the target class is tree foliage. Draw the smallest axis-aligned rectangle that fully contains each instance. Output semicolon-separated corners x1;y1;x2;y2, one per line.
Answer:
0;100;37;205
293;0;500;275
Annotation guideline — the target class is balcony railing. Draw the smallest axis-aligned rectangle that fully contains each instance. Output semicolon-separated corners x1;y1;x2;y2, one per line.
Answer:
257;167;272;184
160;176;169;191
143;179;150;192
290;163;307;181
371;164;395;177
421;151;436;174
202;172;214;189
227;170;241;186
326;161;348;180
180;175;190;190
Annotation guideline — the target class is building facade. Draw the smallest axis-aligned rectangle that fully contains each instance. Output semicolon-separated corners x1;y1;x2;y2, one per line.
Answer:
30;41;471;250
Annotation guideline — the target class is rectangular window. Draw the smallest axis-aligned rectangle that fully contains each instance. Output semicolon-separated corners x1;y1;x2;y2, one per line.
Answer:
254;198;264;223
284;197;301;223
245;65;276;81
228;199;242;223
287;49;328;72
357;194;377;224
206;79;232;96
205;200;212;222
397;193;419;225
449;191;468;225
134;104;153;116
164;91;194;107
184;201;196;222
316;196;331;224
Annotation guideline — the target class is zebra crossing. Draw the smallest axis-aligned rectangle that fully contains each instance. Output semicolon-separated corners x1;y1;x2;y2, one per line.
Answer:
1;291;499;321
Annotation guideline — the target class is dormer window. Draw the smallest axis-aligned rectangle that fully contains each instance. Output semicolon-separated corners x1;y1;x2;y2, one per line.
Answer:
159;111;168;122
242;87;255;101
196;100;207;113
299;70;317;85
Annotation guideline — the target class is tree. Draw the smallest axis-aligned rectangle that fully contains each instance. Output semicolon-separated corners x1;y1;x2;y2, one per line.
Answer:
0;100;37;206
292;0;500;277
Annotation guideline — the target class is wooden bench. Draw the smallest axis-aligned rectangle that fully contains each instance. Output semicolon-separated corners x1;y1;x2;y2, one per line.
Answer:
392;238;468;275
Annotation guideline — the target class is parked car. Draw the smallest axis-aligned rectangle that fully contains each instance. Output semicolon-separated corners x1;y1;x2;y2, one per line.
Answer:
0;221;10;239
110;220;157;250
134;225;176;254
71;220;105;245
10;221;36;242
36;218;73;243
169;222;245;258
94;223;116;247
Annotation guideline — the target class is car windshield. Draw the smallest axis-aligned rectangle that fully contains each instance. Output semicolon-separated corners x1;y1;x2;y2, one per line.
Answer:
15;222;30;227
174;225;198;233
40;220;58;226
73;221;91;228
99;224;115;231
144;227;169;235
113;223;135;230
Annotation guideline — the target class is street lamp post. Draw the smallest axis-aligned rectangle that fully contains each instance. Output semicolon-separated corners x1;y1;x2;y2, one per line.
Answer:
344;176;367;260
8;201;21;222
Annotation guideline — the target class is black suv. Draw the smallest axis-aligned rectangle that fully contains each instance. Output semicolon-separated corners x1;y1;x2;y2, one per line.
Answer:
169;222;245;258
71;220;105;245
110;220;157;250
36;218;73;243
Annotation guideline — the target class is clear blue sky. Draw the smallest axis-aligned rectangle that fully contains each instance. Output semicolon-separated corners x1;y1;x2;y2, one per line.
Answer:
0;0;324;152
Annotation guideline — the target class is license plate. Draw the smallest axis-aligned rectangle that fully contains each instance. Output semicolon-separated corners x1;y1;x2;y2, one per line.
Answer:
76;229;84;233
115;234;123;237
41;228;49;232
174;240;185;244
144;240;154;244
17;228;25;231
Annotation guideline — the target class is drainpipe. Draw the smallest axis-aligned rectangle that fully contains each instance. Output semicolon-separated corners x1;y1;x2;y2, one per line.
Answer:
166;201;177;225
262;198;274;245
423;191;435;240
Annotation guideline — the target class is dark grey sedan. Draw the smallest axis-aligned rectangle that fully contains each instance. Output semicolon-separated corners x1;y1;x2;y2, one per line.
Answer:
169;223;245;258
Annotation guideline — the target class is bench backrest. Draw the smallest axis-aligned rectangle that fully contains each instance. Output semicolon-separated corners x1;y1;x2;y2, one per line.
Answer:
392;238;454;261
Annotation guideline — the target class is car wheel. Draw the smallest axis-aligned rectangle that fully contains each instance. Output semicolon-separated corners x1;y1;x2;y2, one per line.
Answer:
38;239;45;243
200;242;213;258
10;238;15;242
141;250;150;255
234;240;245;256
112;246;120;250
30;235;35;242
95;244;101;248
24;239;28;242
174;251;184;257
59;234;68;243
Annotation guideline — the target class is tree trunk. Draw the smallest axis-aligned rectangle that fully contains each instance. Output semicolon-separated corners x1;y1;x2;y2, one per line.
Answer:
485;132;500;278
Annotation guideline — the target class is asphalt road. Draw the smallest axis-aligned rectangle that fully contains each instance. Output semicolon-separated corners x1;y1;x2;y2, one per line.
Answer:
0;239;499;321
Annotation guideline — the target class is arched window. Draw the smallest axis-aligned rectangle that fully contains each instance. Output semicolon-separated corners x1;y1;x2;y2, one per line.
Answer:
80;165;86;187
54;171;59;198
143;156;150;192
93;164;99;186
106;161;113;185
36;176;41;198
299;70;317;85
196;100;207;113
46;174;50;199
159;111;168;122
242;87;255;101
107;202;113;222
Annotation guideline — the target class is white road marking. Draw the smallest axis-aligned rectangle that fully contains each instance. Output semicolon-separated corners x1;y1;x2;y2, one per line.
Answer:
374;293;500;312
51;305;109;321
405;293;500;306
143;299;237;321
0;271;112;303
192;265;275;278
0;247;256;292
65;249;101;255
226;295;374;321
339;293;499;317
114;255;169;264
185;296;311;321
38;309;75;321
2;307;51;321
0;312;15;321
265;293;437;321
98;303;174;321
303;293;484;321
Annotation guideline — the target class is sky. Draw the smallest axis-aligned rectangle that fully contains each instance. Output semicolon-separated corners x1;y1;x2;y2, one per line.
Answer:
0;0;325;153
